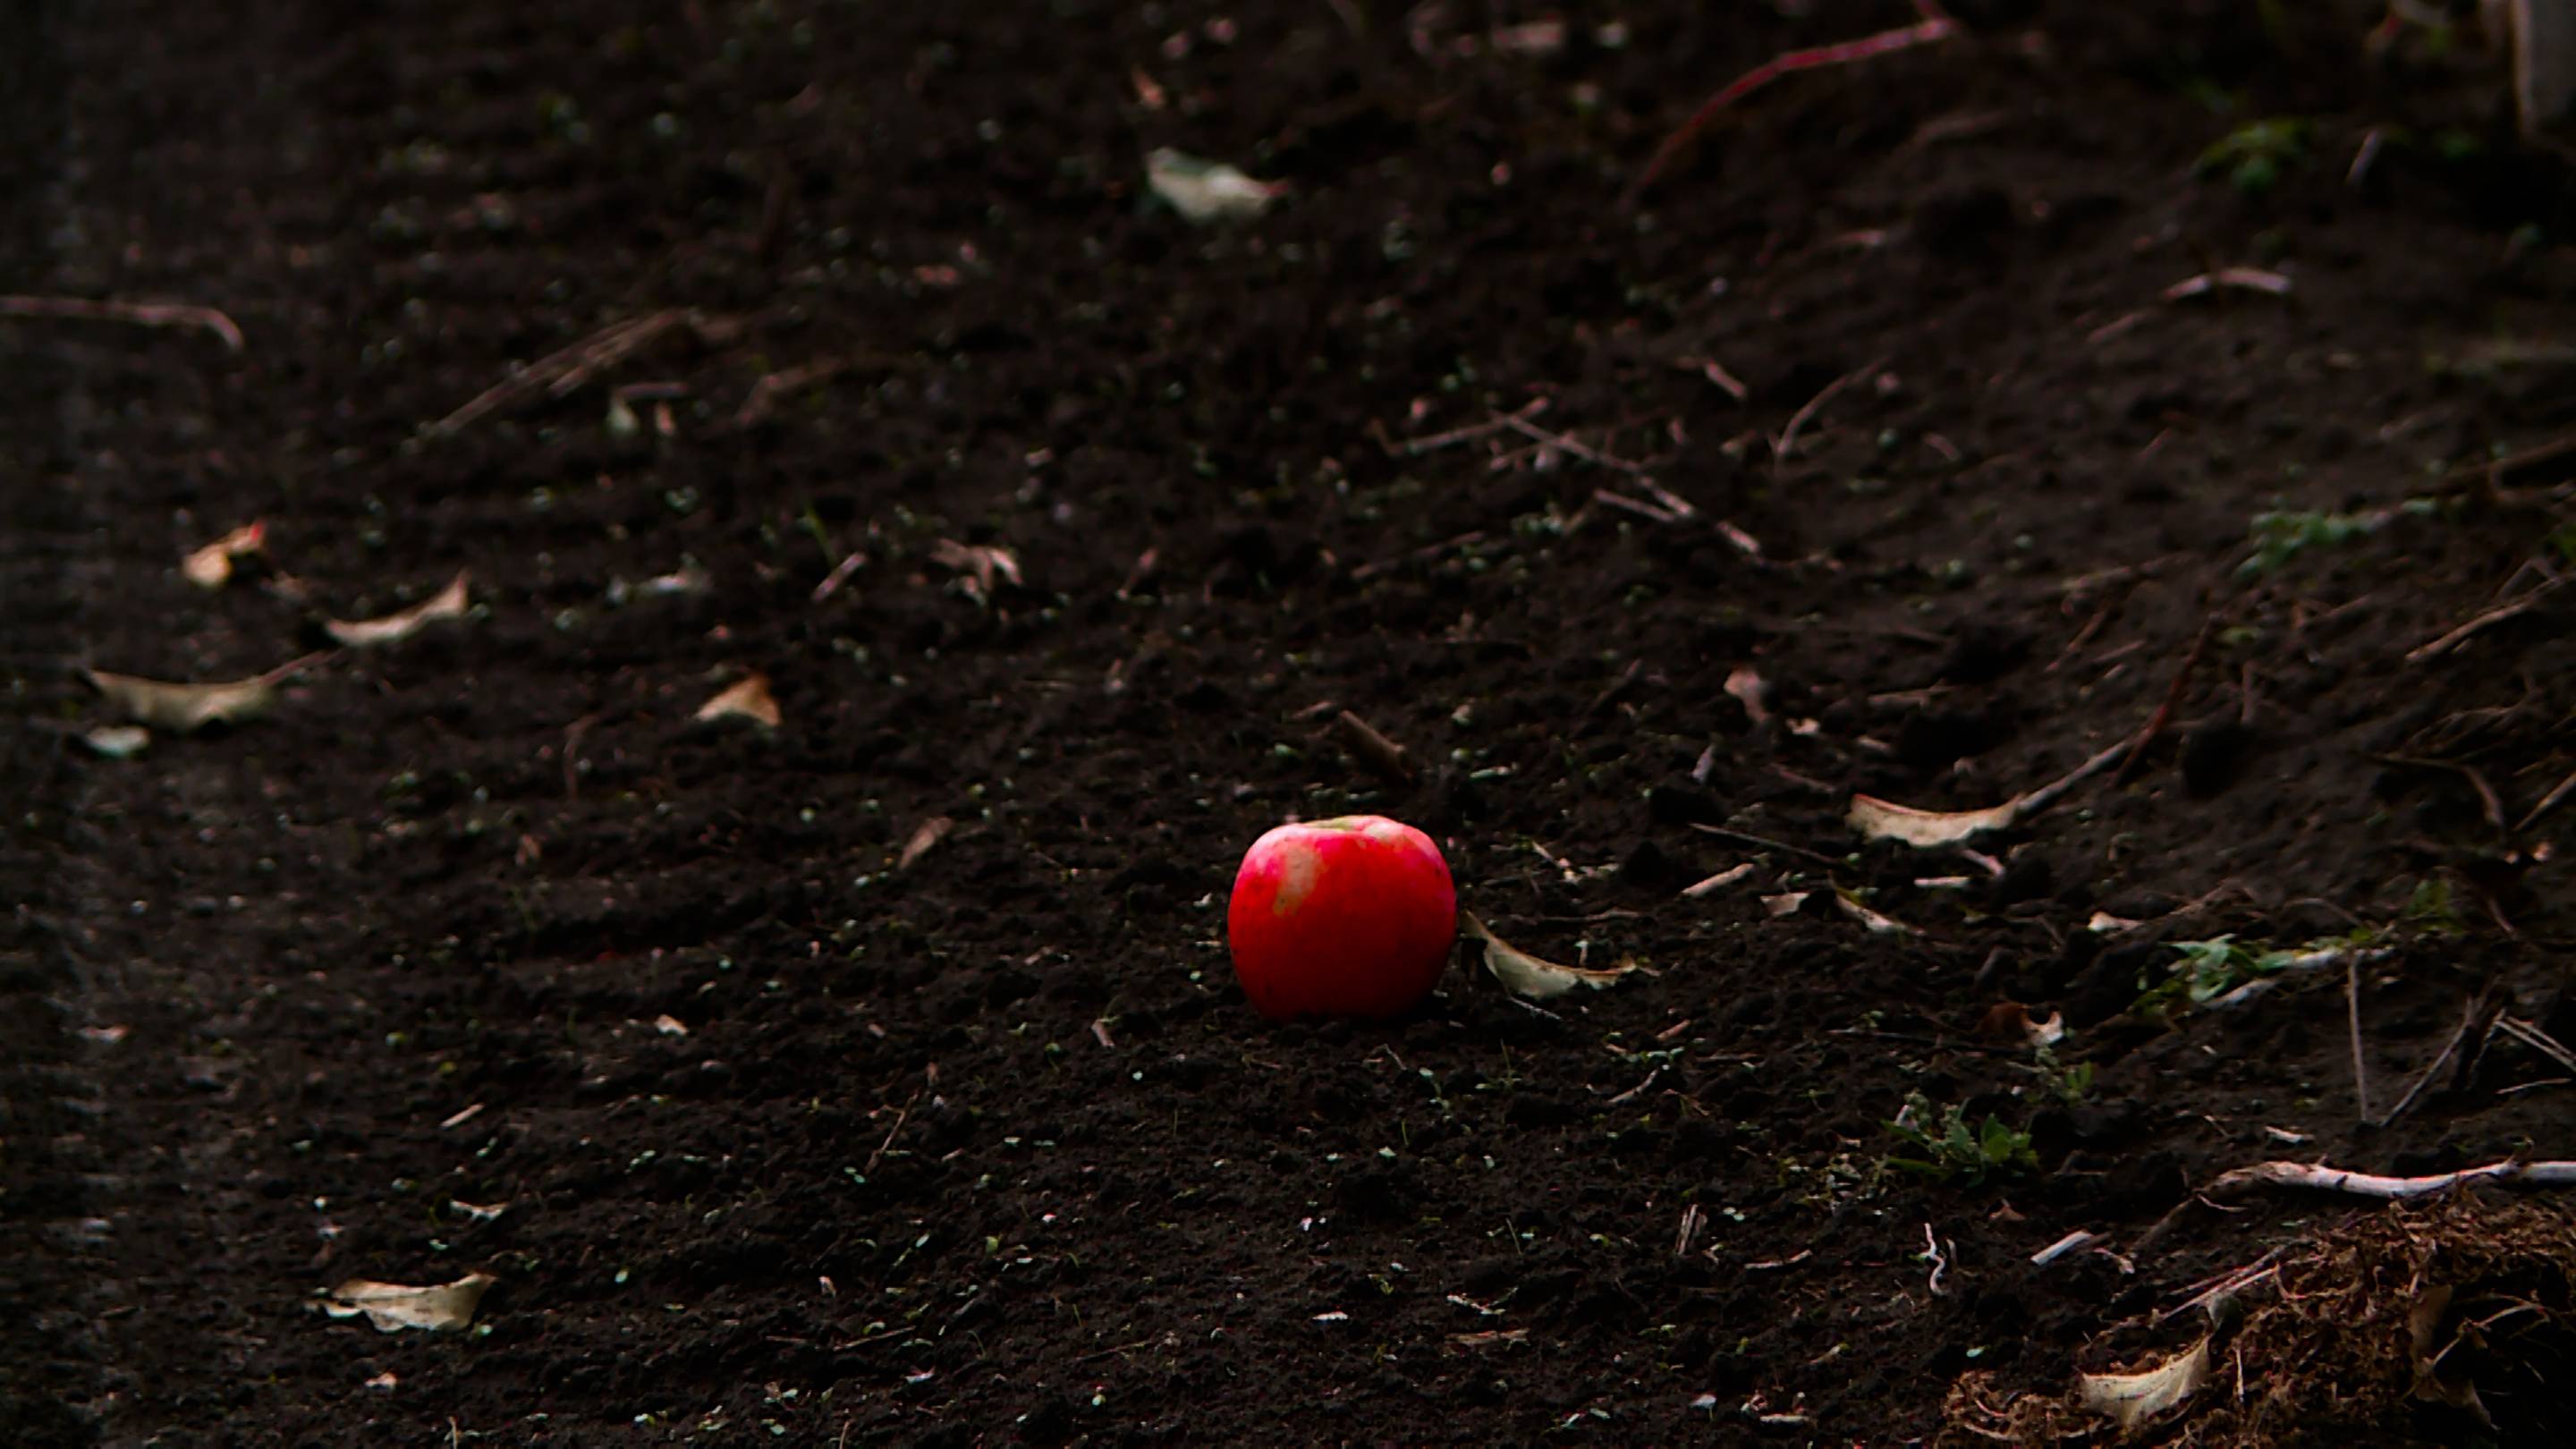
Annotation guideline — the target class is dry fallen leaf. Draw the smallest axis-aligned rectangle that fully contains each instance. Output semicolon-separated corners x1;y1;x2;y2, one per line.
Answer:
2078;1335;2212;1434
1762;892;1811;918
326;571;470;648
182;521;265;588
694;674;781;728
652;1014;689;1037
1681;863;1753;898
899;815;954;870
1848;793;2022;848
85;655;318;733
318;1272;496;1334
1462;911;1642;1000
1145;147;1289;224
449;1199;508;1222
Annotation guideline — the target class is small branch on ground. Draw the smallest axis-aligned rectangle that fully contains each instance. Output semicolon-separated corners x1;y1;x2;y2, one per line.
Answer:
2346;956;2373;1123
1774;356;1887;479
0;293;247;352
2210;1157;2576;1200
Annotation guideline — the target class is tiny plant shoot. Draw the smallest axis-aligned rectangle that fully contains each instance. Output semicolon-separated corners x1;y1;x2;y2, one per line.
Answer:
1226;815;1458;1021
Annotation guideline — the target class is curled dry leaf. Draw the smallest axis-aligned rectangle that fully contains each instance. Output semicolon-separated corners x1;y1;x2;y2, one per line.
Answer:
1762;892;1810;917
929;539;1021;602
1848;793;2021;848
450;1199;508;1222
326;571;470;648
2078;1335;2211;1434
318;1272;497;1334
182;521;266;588
898;815;954;870
1462;911;1642;1000
85;656;317;733
1145;148;1289;225
693;674;780;728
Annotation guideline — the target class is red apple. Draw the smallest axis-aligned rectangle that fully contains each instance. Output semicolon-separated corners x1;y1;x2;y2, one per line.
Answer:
1226;814;1458;1021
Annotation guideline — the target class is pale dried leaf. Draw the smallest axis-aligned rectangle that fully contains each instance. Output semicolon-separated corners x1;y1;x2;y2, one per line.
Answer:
2079;1336;2212;1433
81;725;152;758
364;1371;399;1392
652;1014;690;1037
182;521;265;588
1847;792;2021;848
2025;1010;2068;1048
318;1272;496;1334
898;815;954;870
694;674;780;727
86;668;278;732
1462;911;1640;1000
1762;892;1811;918
1146;148;1288;225
326;571;470;648
1724;665;1771;724
449;1199;508;1222
2088;911;2143;934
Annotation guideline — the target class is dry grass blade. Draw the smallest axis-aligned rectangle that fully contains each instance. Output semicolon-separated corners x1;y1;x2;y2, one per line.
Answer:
1462;911;1641;999
85;653;323;732
326;571;470;648
318;1272;496;1334
428;309;733;436
0;293;247;352
693;673;781;728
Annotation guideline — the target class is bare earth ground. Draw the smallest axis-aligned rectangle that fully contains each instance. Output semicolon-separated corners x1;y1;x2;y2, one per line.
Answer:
8;1;2576;1445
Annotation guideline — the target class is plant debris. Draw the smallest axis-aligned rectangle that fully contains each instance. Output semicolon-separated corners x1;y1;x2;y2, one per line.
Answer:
1846;794;2022;848
1145;148;1288;224
898;815;953;870
325;570;470;648
1461;911;1641;999
929;539;1021;603
80;724;152;758
84;656;318;732
693;673;780;728
2078;1335;2213;1434
318;1272;497;1334
182;521;266;588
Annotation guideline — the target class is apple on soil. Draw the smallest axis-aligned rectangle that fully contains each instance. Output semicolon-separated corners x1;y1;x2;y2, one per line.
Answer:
1226;814;1459;1021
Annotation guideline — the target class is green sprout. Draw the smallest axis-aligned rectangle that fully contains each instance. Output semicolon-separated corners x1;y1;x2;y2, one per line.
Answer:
2197;118;2310;195
1885;1093;2037;1187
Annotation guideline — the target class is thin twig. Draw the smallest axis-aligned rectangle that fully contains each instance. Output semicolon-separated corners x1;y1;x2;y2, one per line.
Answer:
0;293;246;352
1689;823;1840;866
430;309;732;436
2496;1016;2576;1076
1619;4;1959;209
1773;355;1887;478
2406;583;2561;664
2111;612;2217;787
2515;767;2576;832
2346;956;2373;1123
1333;709;1416;783
861;1092;920;1175
2377;993;2480;1128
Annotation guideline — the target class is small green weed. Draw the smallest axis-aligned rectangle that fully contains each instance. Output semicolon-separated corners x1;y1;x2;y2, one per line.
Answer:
2024;1045;2095;1107
2131;932;2373;1016
2239;498;2434;576
2198;118;2310;195
1885;1093;2037;1187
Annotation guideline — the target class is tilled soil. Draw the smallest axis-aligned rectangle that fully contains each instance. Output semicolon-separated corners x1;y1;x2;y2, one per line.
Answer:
7;1;2576;1445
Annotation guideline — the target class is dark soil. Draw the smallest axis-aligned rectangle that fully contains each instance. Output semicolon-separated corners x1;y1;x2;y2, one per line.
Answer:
8;1;2576;1444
